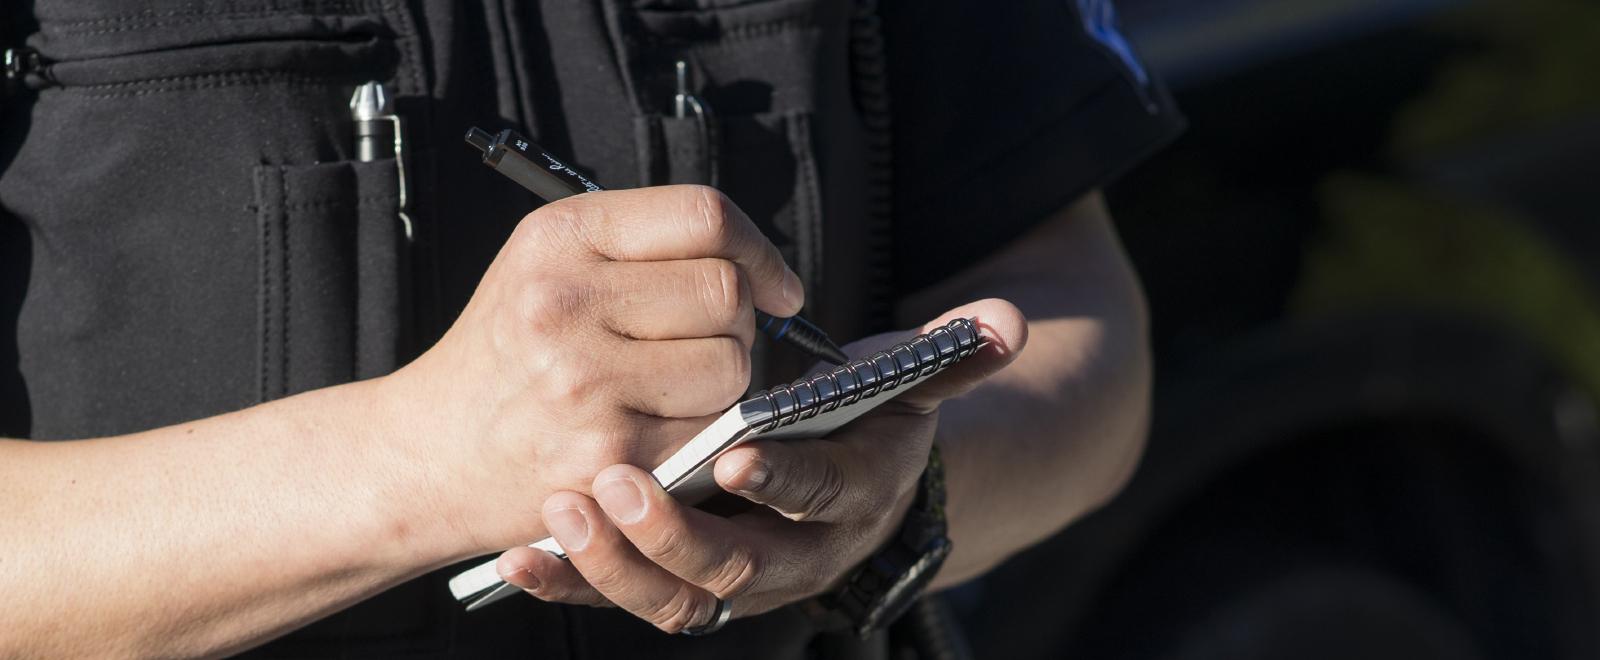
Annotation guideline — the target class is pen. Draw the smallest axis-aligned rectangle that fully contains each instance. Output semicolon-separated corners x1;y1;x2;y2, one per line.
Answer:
350;81;414;241
350;81;390;163
466;126;849;366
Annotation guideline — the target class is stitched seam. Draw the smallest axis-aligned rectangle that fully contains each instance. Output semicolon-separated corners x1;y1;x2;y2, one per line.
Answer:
281;196;391;210
258;174;273;402
46;1;370;29
718;17;813;41
688;26;813;53
54;21;363;37
639;17;815;47
61;73;357;98
53;14;374;36
353;228;363;382
63;71;356;90
373;0;425;95
788;112;822;297
280;166;291;398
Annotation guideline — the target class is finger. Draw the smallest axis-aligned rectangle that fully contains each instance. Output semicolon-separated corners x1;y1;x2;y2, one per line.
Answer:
712;428;929;523
596;259;755;346
542;185;804;316
865;298;1029;412
613;336;750;418
592;465;781;600
496;545;611;608
543;491;724;634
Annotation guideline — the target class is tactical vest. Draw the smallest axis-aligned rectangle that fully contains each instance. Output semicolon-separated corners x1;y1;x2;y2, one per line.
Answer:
1;0;895;656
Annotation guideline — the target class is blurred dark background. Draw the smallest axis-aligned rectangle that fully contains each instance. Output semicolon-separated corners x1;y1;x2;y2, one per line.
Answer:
958;1;1600;658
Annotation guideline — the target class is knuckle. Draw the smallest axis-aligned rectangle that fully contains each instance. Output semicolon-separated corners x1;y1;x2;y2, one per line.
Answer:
578;553;631;595
635;520;692;566
711;338;751;406
510;209;552;249
535;197;610;256
525;202;579;244
697;260;743;327
523;579;566;602
648;584;708;634
790;458;846;522
683;185;732;249
541;358;602;410
705;548;761;599
519;278;585;332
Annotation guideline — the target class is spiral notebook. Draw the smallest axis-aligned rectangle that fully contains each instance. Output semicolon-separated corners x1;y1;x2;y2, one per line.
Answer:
448;317;984;611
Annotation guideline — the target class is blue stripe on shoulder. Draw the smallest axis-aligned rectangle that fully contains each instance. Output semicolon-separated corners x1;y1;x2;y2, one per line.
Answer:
1076;0;1150;88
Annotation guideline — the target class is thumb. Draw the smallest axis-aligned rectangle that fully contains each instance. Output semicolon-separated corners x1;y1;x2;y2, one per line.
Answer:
839;298;1028;412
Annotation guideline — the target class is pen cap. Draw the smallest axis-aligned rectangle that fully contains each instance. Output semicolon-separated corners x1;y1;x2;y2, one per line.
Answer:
349;81;390;121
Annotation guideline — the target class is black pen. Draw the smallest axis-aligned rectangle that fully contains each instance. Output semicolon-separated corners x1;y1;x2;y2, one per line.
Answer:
466;127;849;366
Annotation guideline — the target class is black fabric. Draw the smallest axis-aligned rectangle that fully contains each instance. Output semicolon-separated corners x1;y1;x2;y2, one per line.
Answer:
882;0;1184;295
0;0;1180;657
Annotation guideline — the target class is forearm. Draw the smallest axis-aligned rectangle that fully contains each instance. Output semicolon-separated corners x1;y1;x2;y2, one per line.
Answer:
0;378;466;658
900;193;1151;588
932;312;1148;587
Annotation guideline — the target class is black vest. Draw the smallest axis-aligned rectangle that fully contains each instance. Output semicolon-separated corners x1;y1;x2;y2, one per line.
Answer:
1;0;894;656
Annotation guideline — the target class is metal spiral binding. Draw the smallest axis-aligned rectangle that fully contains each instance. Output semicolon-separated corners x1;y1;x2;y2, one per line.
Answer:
756;318;982;432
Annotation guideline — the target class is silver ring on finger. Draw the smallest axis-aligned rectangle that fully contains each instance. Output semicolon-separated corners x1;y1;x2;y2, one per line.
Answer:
681;597;733;636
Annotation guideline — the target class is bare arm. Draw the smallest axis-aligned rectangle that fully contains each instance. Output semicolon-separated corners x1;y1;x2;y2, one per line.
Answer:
0;381;457;658
899;191;1150;587
0;185;804;657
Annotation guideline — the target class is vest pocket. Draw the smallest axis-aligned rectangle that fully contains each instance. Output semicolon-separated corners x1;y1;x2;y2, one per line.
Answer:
638;109;821;284
253;158;408;402
638;108;823;383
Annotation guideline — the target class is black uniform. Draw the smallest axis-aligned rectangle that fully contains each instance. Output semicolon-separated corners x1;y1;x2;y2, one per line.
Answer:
0;0;1181;656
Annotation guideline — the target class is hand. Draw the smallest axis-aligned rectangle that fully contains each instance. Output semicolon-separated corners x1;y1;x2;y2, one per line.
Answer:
383;185;804;555
494;299;1027;633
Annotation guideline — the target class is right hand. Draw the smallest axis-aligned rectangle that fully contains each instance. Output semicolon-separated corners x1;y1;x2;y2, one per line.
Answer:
384;185;804;555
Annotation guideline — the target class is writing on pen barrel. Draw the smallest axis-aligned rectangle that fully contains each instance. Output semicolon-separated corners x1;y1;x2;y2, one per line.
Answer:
465;126;850;366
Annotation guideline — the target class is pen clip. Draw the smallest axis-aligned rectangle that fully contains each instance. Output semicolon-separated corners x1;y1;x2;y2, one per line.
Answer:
388;113;413;242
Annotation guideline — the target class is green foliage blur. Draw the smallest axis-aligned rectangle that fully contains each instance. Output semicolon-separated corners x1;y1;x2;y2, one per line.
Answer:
1295;0;1600;395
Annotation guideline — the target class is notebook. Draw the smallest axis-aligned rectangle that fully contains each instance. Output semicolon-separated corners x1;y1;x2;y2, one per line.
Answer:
448;317;984;611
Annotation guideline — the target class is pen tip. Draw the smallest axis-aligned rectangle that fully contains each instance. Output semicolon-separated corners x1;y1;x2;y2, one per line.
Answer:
821;345;850;366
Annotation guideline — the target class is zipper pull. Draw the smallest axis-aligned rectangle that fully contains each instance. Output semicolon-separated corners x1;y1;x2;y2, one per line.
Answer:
4;47;53;93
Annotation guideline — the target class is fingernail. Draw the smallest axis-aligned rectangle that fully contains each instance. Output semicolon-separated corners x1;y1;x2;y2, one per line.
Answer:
781;272;805;313
546;507;590;552
501;567;540;592
595;476;647;524
733;459;771;494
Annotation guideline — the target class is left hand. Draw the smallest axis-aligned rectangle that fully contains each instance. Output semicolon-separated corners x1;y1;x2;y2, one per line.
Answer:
493;299;1027;633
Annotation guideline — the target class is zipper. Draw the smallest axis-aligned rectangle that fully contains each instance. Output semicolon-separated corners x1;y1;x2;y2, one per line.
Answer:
3;47;56;93
849;0;896;333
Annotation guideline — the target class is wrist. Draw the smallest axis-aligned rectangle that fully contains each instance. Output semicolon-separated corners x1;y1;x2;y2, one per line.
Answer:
814;443;951;637
345;372;485;568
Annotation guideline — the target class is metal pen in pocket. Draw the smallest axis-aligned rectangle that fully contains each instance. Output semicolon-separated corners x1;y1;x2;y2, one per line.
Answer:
350;81;412;241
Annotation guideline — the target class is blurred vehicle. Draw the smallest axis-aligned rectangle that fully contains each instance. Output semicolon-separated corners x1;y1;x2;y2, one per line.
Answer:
960;1;1600;658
